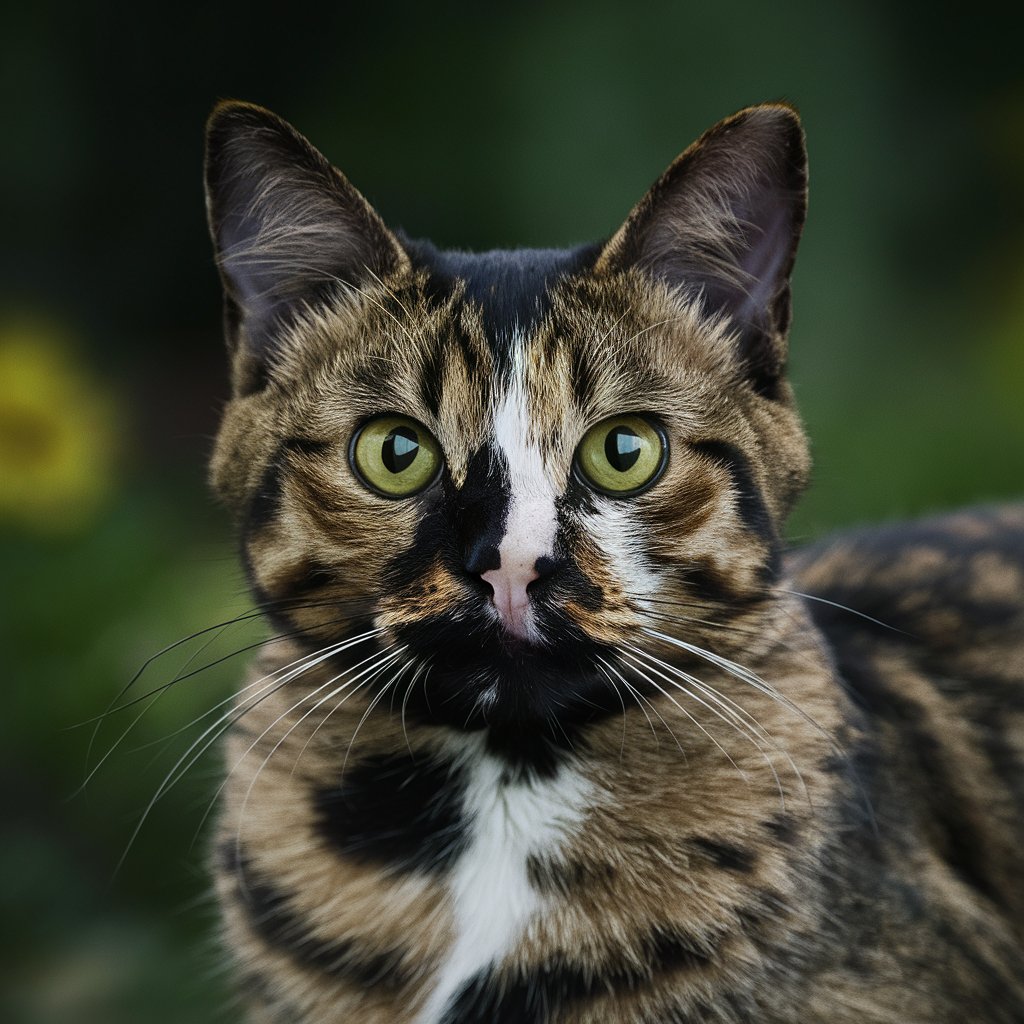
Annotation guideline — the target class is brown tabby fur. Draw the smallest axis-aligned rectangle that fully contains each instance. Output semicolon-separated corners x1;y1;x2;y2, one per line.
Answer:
204;101;1024;1023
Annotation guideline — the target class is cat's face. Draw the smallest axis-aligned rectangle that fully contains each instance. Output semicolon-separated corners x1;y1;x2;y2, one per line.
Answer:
205;103;810;747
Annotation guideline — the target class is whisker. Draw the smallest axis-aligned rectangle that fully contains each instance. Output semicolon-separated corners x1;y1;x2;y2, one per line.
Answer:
774;587;910;636
123;610;367;738
636;596;771;639
75;612;364;796
615;649;751;786
114;629;383;877
295;650;414;773
400;657;432;759
595;655;689;759
638;626;877;825
79;605;277;770
230;649;403;798
622;644;788;806
339;655;413;777
624;643;775;747
189;643;400;851
229;646;409;898
639;605;826;677
642;627;831;742
591;656;630;760
631;644;798;783
82;596;352;723
78;598;367;730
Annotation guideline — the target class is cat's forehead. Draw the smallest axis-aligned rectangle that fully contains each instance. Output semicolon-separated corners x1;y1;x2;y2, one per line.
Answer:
402;239;600;363
397;242;714;415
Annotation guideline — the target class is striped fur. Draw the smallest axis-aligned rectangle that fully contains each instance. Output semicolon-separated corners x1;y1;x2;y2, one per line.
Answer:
203;102;1024;1022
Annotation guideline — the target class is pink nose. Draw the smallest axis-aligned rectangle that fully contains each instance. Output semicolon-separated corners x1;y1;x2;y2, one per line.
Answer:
481;561;540;640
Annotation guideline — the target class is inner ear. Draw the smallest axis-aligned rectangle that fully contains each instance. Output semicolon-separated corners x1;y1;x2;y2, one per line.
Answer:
204;101;409;393
597;104;808;397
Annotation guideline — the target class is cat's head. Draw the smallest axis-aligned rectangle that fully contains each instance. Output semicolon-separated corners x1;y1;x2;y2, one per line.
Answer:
204;101;810;751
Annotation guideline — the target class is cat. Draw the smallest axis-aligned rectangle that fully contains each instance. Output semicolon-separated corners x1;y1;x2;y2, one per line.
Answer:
202;100;1024;1023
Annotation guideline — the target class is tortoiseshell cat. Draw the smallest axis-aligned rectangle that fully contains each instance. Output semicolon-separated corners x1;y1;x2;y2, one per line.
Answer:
203;101;1024;1023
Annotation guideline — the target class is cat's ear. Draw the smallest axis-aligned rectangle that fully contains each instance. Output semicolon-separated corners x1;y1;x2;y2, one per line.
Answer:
597;104;807;397
204;101;409;392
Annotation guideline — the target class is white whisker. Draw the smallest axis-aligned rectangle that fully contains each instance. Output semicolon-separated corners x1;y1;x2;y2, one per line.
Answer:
615;648;751;786
116;628;383;875
622;644;790;806
776;587;907;635
595;655;688;759
230;645;409;892
642;627;832;743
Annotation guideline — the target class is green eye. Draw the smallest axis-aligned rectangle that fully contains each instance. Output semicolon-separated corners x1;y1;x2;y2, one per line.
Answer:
574;414;667;496
349;415;443;498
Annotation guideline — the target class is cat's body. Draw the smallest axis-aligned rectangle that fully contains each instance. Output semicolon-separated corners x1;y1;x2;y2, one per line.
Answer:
203;102;1024;1022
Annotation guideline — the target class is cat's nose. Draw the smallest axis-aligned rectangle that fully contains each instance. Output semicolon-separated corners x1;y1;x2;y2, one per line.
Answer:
480;557;542;640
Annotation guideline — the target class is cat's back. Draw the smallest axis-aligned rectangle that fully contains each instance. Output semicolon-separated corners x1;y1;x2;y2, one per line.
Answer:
789;505;1024;934
790;504;1024;706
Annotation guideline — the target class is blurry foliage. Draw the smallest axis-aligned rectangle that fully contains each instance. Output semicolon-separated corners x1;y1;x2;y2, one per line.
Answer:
1;0;1022;1021
0;320;119;534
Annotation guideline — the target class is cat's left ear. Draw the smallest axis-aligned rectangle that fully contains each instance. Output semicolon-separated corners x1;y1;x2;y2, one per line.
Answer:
204;101;410;393
597;104;807;397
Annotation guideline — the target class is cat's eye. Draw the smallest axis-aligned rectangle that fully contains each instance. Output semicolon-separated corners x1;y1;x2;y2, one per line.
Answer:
349;415;443;498
574;414;667;496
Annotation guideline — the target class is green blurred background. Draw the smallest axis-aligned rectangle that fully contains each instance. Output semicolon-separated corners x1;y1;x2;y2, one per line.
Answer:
2;2;1022;1021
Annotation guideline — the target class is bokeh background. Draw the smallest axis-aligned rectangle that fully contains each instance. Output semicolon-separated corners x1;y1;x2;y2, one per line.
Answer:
3;2;1023;1021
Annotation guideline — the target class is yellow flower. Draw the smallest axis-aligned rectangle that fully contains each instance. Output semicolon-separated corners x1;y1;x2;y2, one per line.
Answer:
0;321;119;534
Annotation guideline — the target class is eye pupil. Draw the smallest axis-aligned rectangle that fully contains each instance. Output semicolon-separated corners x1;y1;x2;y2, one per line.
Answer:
382;426;420;473
605;426;642;472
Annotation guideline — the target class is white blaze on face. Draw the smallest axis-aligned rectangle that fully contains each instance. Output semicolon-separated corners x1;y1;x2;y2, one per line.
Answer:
582;499;661;607
485;359;559;641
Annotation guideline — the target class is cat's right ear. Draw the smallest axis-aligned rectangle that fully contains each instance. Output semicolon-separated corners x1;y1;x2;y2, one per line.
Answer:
596;104;807;398
204;101;409;393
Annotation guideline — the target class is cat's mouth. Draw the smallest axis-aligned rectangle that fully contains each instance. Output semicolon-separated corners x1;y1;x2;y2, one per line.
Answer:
489;624;548;657
376;604;624;732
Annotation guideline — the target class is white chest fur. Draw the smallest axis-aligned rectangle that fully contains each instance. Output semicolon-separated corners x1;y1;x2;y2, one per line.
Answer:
414;739;593;1024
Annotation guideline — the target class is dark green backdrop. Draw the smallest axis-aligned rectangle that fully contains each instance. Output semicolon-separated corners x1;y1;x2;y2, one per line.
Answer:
3;3;1022;1021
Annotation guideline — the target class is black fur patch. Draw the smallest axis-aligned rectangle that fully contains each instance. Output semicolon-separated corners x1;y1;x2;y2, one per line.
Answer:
440;970;545;1024
440;924;714;1023
246;449;289;532
385;610;624;740
691;836;755;873
689;440;777;561
525;853;617;897
402;240;600;371
483;727;581;781
454;443;512;577
373;436;627;777
313;750;470;874
222;843;412;991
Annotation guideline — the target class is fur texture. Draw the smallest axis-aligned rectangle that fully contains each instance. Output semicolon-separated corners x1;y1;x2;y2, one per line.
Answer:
203;101;1024;1023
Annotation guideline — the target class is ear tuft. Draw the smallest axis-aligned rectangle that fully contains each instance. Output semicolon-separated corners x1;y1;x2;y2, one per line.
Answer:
204;101;408;392
598;104;808;397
